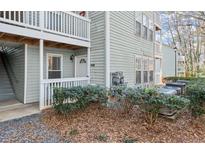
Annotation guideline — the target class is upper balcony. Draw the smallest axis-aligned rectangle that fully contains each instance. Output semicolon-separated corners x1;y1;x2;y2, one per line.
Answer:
0;11;90;47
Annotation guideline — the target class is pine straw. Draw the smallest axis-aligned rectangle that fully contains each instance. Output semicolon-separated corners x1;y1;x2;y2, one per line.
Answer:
41;103;205;143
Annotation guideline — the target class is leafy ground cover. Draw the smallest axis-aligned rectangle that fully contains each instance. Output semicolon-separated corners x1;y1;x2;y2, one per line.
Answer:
42;103;205;143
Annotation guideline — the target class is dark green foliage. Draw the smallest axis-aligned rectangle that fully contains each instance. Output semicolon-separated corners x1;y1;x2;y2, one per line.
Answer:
69;129;79;136
97;133;108;142
163;76;197;82
164;95;190;110
110;86;190;124
186;78;205;117
53;85;108;115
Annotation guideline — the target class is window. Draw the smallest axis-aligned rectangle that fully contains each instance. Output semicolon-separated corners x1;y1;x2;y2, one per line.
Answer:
48;54;62;79
149;58;154;82
143;58;149;83
136;55;154;86
136;21;141;37
155;29;161;42
142;25;148;39
136;56;142;84
149;29;153;41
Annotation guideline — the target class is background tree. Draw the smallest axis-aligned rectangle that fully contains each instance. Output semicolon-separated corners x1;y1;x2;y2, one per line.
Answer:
161;11;205;77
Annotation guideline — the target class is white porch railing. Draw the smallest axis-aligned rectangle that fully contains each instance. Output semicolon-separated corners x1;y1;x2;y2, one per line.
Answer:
0;11;90;41
40;77;90;110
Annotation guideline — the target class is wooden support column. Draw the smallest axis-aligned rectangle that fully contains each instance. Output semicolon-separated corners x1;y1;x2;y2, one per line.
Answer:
39;39;44;110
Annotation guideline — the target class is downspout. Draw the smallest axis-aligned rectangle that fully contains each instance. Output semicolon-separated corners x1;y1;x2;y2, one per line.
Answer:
105;11;110;88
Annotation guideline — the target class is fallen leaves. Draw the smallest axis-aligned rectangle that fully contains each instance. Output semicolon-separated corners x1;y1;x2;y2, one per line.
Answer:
41;103;205;143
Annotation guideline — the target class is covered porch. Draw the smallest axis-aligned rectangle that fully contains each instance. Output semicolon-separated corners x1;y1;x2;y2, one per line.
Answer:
39;39;91;110
0;34;90;111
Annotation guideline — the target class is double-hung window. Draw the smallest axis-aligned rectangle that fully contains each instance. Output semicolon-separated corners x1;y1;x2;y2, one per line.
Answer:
148;19;153;41
136;21;141;37
142;14;149;40
48;54;62;79
149;58;154;82
143;58;149;83
136;56;142;84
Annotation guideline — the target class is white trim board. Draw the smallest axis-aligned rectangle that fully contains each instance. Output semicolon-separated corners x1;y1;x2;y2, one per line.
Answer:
24;44;28;104
105;11;111;89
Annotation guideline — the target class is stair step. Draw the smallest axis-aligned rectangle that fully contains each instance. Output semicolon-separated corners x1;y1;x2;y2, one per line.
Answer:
0;93;15;101
0;89;14;94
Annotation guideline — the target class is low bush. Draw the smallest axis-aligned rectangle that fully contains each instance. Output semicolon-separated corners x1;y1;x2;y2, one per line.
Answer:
110;86;190;124
164;95;190;110
163;76;197;83
53;85;108;115
186;78;205;117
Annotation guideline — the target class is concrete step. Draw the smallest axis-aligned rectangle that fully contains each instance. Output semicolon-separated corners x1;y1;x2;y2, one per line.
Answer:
0;102;40;122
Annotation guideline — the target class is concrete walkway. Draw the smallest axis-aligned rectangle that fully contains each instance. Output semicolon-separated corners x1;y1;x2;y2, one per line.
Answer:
0;99;40;122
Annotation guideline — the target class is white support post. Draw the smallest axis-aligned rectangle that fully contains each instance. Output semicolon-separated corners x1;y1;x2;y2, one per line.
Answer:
87;47;90;84
24;44;28;104
105;12;110;88
39;39;44;110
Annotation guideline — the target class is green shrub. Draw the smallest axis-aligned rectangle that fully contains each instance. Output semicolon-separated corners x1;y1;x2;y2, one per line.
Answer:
164;95;190;110
186;78;205;117
53;85;108;115
163;76;197;82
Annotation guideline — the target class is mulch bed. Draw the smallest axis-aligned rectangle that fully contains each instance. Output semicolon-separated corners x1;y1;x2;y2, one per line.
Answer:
41;103;205;143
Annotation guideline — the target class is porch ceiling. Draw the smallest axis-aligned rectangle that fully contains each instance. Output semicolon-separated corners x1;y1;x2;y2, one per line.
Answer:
0;32;83;50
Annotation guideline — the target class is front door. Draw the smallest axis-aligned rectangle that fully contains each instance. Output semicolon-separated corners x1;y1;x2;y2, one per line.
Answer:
155;58;161;84
75;55;87;77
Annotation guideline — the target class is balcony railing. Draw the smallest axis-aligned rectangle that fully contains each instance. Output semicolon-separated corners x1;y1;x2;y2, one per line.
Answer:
0;11;90;41
40;77;90;110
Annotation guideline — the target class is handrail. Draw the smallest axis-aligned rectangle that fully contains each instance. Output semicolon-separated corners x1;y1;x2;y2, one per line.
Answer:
42;77;90;84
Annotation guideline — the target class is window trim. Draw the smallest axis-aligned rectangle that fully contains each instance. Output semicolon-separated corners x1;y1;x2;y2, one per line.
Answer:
46;53;63;79
148;29;153;42
135;20;142;37
135;55;155;87
142;25;148;40
135;55;143;85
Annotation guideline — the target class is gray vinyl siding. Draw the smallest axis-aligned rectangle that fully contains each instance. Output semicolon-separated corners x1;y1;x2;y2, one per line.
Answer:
89;11;106;86
162;45;176;77
26;45;80;103
6;46;25;102
110;11;154;86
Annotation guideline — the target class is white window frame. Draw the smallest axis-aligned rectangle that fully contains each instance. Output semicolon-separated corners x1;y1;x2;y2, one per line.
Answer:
46;53;63;79
148;57;154;83
135;55;155;87
135;55;143;86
